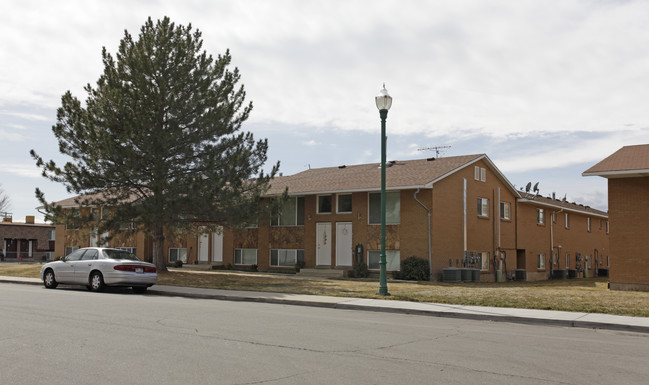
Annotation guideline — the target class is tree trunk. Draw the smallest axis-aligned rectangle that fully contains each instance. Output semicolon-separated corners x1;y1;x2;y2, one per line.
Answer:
152;226;167;272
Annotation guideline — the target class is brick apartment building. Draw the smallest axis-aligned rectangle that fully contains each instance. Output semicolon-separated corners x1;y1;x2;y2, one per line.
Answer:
584;144;649;291
51;154;608;282
1;215;56;261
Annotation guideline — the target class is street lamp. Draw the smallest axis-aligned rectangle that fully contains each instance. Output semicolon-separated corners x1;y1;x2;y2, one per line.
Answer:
375;84;392;296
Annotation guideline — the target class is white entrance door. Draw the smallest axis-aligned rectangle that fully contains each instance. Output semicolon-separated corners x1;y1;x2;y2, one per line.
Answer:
212;230;223;263
316;222;332;266
89;230;98;247
198;228;209;262
336;222;353;266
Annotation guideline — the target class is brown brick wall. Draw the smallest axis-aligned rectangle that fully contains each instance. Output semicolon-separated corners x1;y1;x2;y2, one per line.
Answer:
608;177;649;288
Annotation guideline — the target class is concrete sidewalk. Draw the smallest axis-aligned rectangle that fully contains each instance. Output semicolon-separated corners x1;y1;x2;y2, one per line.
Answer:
3;275;649;334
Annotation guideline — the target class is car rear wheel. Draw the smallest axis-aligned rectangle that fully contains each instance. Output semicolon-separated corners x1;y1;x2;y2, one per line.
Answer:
132;286;148;294
43;269;58;289
89;272;106;292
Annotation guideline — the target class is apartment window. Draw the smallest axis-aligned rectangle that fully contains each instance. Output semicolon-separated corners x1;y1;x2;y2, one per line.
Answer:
538;254;546;270
47;229;56;241
169;248;187;263
564;213;570;229
270;249;304;267
234;249;257;265
500;202;511;220
101;208;110;220
481;251;490;271
120;220;136;230
537;209;545;225
90;208;100;221
565;254;570;269
368;250;400;271
317;195;332;214
64;246;79;256
552;212;557;223
66;209;80;230
477;198;489;217
337;194;352;213
474;166;486;182
599;219;603;230
273;197;305;226
369;191;400;225
117;247;136;255
587;217;591;232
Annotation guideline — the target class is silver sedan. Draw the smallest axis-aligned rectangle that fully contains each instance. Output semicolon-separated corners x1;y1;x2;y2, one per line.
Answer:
40;247;157;293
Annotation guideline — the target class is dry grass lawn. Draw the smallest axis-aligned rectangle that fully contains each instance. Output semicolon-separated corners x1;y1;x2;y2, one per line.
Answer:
3;264;649;317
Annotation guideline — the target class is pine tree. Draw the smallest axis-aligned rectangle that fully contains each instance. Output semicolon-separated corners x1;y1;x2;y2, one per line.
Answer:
32;17;278;271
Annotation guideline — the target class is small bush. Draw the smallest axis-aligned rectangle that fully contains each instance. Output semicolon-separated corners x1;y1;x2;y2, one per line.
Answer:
250;264;258;272
173;260;183;268
395;256;430;281
349;263;369;278
295;260;306;272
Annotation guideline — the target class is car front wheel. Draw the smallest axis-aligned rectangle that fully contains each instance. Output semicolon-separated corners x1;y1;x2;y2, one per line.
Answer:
89;272;106;292
43;269;58;289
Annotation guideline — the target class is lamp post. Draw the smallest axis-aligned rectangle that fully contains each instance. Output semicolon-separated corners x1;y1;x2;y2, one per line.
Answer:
375;84;392;296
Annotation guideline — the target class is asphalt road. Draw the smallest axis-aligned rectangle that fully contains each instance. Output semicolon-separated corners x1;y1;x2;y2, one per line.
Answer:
1;282;648;385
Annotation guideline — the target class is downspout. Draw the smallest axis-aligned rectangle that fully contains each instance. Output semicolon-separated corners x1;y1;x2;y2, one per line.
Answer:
463;178;467;256
414;188;433;281
550;208;564;279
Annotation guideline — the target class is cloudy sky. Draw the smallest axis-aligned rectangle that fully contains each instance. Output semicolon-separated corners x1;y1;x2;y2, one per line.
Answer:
1;0;648;222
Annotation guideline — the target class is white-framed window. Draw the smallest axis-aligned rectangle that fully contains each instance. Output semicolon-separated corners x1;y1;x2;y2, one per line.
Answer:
481;167;486;182
117;247;136;255
337;194;352;213
566;253;570;269
169;248;187;263
120;220;136;230
587;217;591;232
552;212;556;223
474;166;480;180
45;251;55;261
64;246;79;256
564;213;570;229
317;195;332;214
500;202;511;220
368;250;400;271
481;251;490;271
369;191;400;225
270;249;304;267
538;253;546;269
47;229;55;241
474;166;486;182
234;249;257;265
272;197;305;226
477;198;489;217
537;209;545;225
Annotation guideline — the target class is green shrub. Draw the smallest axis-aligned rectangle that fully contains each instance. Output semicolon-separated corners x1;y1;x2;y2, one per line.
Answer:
173;260;183;268
295;260;305;272
395;256;430;281
348;263;369;278
250;264;258;272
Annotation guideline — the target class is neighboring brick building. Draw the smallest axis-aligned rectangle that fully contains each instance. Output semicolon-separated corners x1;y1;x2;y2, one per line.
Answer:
51;154;609;282
0;215;55;261
583;144;649;291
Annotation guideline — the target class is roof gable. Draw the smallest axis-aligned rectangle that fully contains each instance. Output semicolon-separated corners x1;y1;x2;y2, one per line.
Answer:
583;144;649;178
266;154;520;196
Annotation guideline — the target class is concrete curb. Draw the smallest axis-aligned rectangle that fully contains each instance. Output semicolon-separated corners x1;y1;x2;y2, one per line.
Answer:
3;276;649;334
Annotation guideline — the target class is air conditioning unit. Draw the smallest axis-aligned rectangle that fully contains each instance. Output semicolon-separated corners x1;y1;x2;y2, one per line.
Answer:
514;269;527;281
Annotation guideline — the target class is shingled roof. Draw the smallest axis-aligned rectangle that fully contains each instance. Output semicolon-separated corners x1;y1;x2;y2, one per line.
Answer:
583;144;649;178
518;192;608;218
265;154;516;196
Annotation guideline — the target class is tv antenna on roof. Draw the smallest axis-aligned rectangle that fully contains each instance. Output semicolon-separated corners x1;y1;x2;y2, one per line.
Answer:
418;145;451;158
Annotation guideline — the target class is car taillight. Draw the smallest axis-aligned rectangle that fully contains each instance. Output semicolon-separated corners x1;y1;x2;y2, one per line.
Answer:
114;265;156;273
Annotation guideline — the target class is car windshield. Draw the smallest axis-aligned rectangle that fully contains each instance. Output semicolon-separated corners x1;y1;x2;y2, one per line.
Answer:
102;249;141;261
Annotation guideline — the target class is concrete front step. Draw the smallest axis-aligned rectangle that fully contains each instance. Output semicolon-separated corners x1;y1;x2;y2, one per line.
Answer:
297;268;345;278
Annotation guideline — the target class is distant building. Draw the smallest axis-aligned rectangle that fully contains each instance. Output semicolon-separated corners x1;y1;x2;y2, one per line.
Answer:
50;154;609;282
0;215;55;261
584;144;649;291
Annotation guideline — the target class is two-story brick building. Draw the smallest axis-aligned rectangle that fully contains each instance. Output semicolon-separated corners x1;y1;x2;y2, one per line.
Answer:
583;144;649;291
50;153;609;282
1;215;56;261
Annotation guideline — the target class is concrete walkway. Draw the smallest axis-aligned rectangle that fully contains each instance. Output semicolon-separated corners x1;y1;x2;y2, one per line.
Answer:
3;275;649;334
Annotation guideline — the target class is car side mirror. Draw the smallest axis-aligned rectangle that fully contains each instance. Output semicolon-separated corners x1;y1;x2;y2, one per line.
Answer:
60;256;67;262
